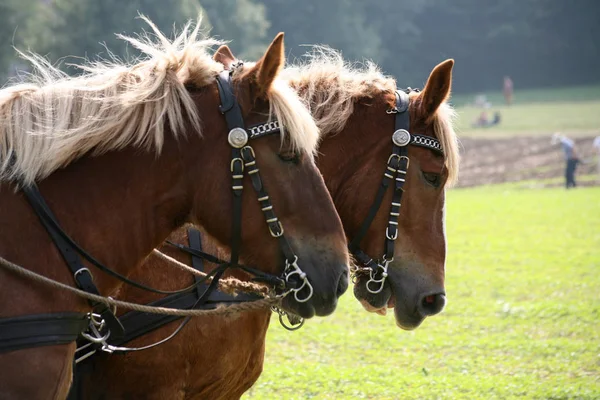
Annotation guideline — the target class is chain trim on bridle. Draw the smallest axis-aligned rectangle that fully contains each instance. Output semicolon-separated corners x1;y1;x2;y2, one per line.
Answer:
349;88;444;294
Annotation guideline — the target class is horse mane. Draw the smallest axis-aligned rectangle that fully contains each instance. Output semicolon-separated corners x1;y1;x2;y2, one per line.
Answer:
283;47;460;186
0;16;319;184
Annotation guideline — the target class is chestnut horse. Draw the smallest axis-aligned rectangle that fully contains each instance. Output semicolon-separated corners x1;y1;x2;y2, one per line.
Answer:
78;47;459;399
0;21;350;399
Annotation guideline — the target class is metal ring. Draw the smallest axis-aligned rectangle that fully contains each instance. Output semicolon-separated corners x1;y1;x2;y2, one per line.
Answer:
366;278;386;294
80;322;111;344
278;313;305;331
365;262;389;294
293;279;314;303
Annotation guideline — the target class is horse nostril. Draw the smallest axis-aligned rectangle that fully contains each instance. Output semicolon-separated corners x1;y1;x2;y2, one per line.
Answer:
418;292;446;317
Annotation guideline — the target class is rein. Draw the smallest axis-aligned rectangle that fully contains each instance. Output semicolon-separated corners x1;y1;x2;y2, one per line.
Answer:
349;89;444;293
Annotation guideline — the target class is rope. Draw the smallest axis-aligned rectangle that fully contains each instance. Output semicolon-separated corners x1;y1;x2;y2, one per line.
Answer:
0;255;280;317
150;249;270;296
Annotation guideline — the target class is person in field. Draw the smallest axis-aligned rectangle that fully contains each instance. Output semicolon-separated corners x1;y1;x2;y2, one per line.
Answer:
503;76;513;106
552;133;580;189
593;135;600;181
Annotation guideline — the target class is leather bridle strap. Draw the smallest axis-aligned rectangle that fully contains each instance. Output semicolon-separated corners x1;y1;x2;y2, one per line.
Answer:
349;89;442;294
216;67;313;303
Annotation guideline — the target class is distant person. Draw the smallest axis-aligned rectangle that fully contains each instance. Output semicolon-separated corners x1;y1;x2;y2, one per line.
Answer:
594;135;600;180
472;110;501;128
552;133;580;189
503;76;513;106
473;110;488;127
491;112;501;126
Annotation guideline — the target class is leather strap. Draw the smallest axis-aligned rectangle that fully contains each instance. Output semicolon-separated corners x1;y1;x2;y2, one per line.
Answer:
22;185;124;340
0;313;89;354
187;227;204;297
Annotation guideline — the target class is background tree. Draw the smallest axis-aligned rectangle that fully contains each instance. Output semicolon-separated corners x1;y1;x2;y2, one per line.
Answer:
1;0;598;94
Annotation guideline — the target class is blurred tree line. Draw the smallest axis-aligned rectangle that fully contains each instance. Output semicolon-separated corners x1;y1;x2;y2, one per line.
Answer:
1;0;598;94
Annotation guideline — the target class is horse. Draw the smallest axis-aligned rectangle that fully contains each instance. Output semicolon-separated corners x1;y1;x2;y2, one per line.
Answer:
0;19;350;399
77;46;459;399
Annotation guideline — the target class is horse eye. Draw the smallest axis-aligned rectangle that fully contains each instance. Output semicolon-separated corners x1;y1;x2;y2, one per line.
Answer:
422;172;441;187
278;151;301;164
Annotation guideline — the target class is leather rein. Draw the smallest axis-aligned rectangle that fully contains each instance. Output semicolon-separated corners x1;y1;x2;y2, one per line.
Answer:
349;89;444;294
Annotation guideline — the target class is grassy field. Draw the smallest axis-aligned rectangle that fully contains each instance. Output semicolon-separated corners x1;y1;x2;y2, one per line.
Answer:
451;85;600;137
244;186;600;399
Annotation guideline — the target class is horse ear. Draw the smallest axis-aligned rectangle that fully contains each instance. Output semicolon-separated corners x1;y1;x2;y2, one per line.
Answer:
248;33;285;96
213;45;236;69
420;59;454;115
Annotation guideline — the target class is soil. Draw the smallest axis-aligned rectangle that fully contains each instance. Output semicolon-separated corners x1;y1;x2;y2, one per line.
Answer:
456;135;600;188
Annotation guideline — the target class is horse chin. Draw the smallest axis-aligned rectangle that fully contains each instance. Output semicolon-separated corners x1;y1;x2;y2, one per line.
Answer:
280;296;316;319
353;277;393;315
392;298;425;331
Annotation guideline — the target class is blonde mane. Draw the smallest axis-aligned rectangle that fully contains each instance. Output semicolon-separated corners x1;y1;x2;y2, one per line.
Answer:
283;47;460;186
0;17;319;184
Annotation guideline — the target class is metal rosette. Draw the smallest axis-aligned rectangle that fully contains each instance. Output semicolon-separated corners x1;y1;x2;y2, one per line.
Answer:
392;129;411;147
228;127;249;148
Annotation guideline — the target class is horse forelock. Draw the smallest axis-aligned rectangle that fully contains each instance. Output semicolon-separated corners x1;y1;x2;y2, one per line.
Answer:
282;46;396;136
282;46;459;186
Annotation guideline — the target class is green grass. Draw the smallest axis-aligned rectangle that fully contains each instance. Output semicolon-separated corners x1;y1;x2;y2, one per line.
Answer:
244;186;600;399
451;85;600;137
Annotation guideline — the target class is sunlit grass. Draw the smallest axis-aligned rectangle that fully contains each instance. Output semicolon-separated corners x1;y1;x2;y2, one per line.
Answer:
244;186;600;400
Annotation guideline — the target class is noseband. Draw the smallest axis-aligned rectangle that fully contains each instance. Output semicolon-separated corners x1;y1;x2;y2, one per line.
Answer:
349;89;444;294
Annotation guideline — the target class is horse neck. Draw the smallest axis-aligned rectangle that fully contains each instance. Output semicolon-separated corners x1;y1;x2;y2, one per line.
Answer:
30;134;191;295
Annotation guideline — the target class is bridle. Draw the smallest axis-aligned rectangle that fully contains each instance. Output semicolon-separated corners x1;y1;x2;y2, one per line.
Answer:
349;88;444;294
215;65;313;304
0;64;312;356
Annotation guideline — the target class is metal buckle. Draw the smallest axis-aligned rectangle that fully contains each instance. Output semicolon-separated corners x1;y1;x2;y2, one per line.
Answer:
241;145;256;160
73;267;92;281
268;220;284;237
398;155;410;170
387;153;401;167
386;225;399;240
230;158;244;173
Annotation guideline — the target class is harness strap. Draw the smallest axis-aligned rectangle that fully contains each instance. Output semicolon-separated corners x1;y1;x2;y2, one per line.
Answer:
22;185;124;340
187;227;204;297
22;184;202;296
0;313;89;354
73;227;262;364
